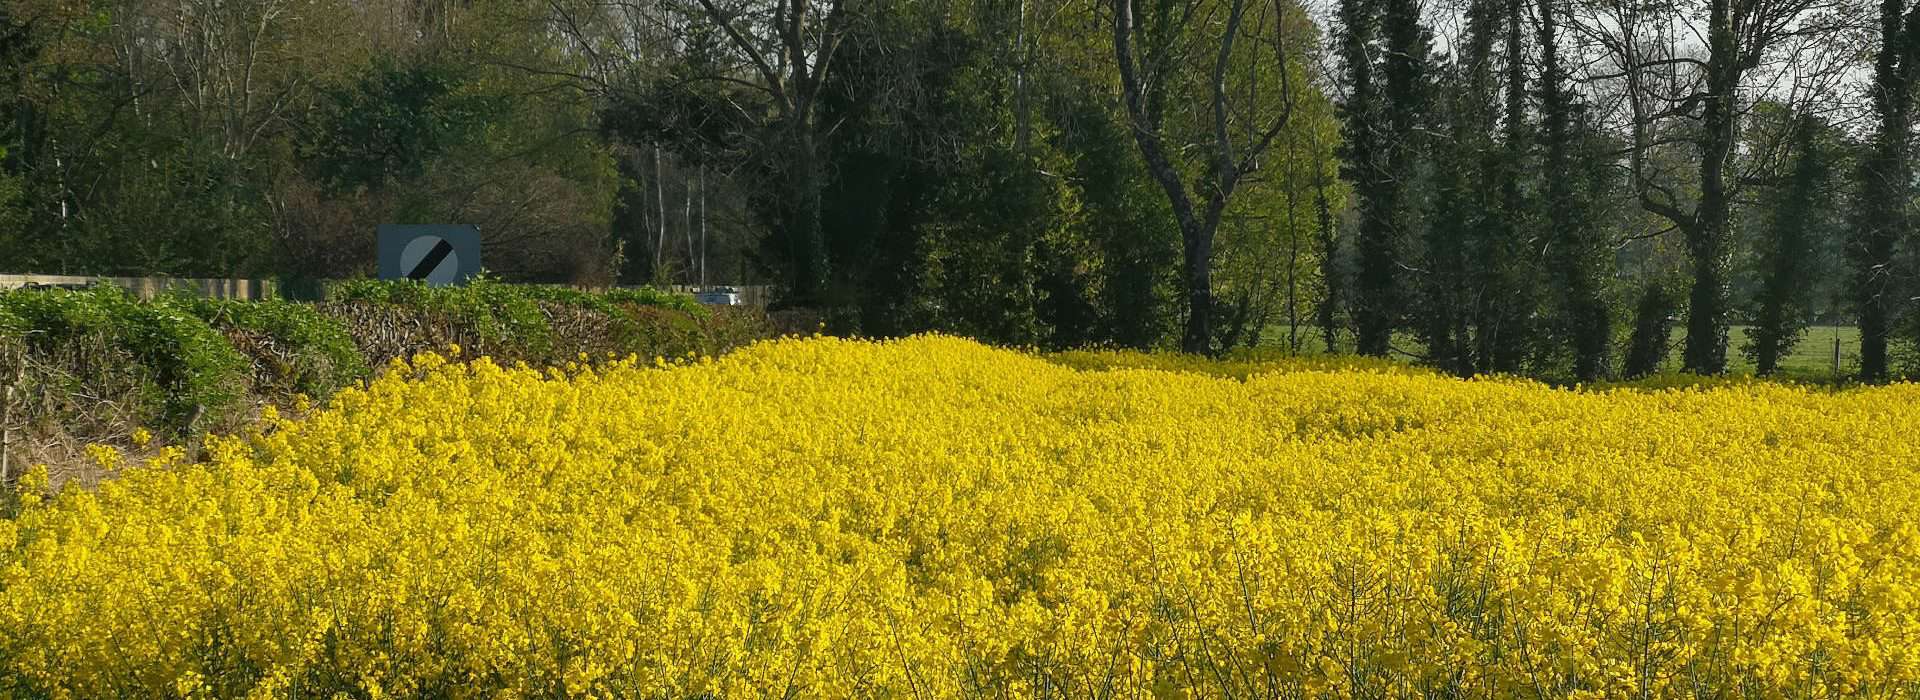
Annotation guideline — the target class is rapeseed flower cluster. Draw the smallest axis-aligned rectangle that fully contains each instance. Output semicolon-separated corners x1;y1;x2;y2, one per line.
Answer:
1;335;1917;697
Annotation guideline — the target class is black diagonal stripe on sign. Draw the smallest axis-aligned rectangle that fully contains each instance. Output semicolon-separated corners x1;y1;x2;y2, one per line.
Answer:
407;239;456;280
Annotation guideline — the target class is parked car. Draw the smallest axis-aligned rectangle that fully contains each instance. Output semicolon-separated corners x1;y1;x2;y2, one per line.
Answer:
695;287;741;306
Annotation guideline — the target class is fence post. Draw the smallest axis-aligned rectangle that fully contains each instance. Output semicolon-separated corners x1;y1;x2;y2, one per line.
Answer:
186;404;206;463
1833;329;1842;383
2;377;13;485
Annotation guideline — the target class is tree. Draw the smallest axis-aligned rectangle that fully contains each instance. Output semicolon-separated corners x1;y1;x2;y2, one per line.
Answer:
1314;182;1342;353
1580;0;1838;375
1540;0;1613;380
1111;0;1296;354
689;0;857;306
1624;280;1680;377
1748;113;1837;375
1855;0;1920;381
1421;0;1502;376
567;0;862;305
1339;0;1394;357
1476;0;1539;374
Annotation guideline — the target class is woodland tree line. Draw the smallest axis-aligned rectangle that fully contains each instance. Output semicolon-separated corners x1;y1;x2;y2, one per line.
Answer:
0;0;1913;380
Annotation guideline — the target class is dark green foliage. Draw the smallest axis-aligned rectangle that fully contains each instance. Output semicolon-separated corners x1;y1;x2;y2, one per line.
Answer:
1540;0;1616;382
1624;283;1680;378
1051;92;1180;350
0;287;248;433
323;278;713;366
1474;0;1539;376
1854;0;1920;382
791;5;1148;350
1745;115;1839;376
184;297;370;398
1422;0;1501;377
301;63;496;193
1339;0;1396;358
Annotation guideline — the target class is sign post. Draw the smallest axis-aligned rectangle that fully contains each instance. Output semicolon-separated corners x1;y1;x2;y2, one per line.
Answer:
378;225;481;286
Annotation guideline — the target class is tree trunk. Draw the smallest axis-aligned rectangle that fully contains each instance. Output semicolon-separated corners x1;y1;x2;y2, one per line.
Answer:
1287;209;1301;353
699;166;709;287
654;146;667;272
1625;283;1678;378
685;168;695;284
788;126;829;305
1685;0;1738;375
1856;0;1918;382
1315;185;1341;353
1182;224;1215;353
1754;306;1782;376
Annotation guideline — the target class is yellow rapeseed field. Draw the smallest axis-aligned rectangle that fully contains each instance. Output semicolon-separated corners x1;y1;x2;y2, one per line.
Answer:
2;335;1918;698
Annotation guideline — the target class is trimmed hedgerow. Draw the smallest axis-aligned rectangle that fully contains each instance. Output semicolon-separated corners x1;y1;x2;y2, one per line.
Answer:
321;278;722;367
326;277;554;353
0;282;771;469
184;296;370;400
0;287;249;434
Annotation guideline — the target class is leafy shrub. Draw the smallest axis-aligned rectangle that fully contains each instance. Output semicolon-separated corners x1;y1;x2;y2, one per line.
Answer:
323;278;722;366
326;277;555;356
520;284;707;317
184;296;369;399
0;287;248;434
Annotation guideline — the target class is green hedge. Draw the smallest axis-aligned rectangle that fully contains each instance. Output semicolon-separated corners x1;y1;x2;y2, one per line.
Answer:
0;287;249;434
327;278;559;355
322;279;734;368
0;282;763;451
184;296;370;399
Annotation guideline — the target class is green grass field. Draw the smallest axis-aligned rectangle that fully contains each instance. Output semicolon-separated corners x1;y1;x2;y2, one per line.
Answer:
1666;325;1860;382
1259;322;1863;382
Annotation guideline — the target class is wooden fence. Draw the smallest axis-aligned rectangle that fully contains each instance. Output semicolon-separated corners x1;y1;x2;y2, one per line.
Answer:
0;274;277;301
0;275;768;306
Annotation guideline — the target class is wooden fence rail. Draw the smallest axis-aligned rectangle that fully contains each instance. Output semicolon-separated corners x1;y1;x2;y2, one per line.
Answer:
0;274;277;300
1;274;770;307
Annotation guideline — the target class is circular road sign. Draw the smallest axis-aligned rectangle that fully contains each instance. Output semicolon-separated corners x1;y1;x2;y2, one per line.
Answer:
400;235;461;286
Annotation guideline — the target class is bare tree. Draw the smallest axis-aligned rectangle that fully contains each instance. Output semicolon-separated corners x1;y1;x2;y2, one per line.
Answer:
1112;0;1297;354
542;0;859;304
1569;0;1845;374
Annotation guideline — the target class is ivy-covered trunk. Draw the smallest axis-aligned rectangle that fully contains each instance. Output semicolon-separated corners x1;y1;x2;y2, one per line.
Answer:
1684;0;1739;375
1855;0;1918;382
786;125;830;308
1180;222;1215;354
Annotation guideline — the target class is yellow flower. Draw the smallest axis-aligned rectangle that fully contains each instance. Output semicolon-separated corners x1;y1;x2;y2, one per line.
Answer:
0;335;1915;697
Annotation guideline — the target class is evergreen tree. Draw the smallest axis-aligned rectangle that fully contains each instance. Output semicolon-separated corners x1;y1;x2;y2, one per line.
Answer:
1747;114;1835;375
1423;0;1500;376
1476;0;1538;373
1540;0;1613;381
1340;0;1394;357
